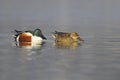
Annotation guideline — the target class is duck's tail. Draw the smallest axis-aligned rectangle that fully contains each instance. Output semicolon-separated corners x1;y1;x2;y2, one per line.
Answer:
51;31;58;38
11;30;22;41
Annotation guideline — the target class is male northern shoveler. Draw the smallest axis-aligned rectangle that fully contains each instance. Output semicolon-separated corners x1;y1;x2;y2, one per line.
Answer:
52;31;84;43
13;28;47;45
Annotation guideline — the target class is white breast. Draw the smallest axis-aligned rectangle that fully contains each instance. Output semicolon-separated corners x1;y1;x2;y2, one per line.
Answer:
32;36;43;45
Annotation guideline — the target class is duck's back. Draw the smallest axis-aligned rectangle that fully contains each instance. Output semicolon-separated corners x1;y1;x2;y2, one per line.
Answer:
55;35;73;43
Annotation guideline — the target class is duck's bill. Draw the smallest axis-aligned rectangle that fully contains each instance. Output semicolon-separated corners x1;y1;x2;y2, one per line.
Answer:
41;35;47;40
78;37;84;41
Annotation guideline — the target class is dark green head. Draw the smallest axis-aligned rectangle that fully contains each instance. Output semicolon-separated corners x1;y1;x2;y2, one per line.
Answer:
33;28;47;40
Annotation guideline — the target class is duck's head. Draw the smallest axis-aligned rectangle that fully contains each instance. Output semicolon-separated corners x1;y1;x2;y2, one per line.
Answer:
70;32;84;42
33;28;47;40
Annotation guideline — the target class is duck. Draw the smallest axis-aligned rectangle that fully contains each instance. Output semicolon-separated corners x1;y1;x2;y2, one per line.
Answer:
13;28;47;45
52;31;84;43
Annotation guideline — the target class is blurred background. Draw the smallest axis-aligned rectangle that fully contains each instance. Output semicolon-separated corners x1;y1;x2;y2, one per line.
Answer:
0;0;120;33
0;0;120;80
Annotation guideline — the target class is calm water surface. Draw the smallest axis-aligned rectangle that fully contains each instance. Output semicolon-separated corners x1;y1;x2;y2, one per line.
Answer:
0;25;120;80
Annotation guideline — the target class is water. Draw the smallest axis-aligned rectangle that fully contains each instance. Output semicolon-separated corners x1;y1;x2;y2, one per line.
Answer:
1;0;120;80
0;25;120;80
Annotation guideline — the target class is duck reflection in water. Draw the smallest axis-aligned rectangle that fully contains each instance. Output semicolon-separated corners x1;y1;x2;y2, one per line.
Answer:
52;31;84;49
15;41;45;49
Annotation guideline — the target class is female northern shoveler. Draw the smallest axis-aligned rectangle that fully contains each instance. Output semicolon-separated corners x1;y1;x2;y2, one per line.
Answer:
52;31;84;43
13;28;47;45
